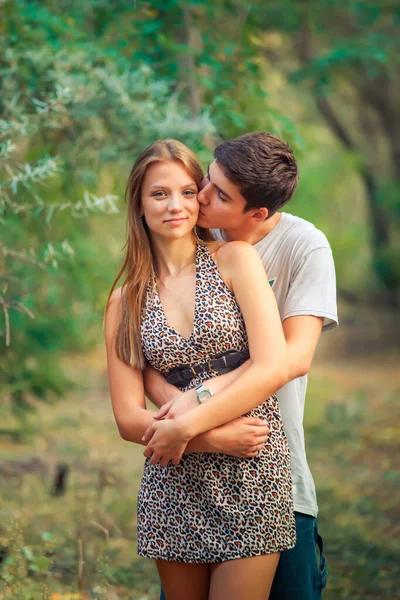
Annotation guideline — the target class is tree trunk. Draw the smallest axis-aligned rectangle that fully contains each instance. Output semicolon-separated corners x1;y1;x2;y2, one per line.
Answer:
298;23;397;305
315;97;397;305
180;3;203;116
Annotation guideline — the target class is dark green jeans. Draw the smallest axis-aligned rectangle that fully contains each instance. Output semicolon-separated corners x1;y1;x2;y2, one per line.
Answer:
159;513;327;600
269;512;327;600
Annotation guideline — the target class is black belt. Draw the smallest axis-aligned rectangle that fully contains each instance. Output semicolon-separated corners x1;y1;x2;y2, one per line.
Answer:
165;349;250;389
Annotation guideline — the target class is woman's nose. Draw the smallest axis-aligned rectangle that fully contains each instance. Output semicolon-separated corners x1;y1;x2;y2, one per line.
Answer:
168;193;183;213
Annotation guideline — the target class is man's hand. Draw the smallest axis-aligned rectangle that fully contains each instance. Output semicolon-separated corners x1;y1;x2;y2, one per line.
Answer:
153;389;198;420
203;417;270;458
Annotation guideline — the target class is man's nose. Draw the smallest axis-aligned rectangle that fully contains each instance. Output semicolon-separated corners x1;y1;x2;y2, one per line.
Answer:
198;181;210;205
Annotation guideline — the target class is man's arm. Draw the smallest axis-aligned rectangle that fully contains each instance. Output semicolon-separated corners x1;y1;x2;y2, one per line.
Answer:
144;312;322;410
143;361;270;457
187;239;337;453
186;416;270;457
283;315;324;380
144;317;323;454
186;316;323;451
143;366;178;408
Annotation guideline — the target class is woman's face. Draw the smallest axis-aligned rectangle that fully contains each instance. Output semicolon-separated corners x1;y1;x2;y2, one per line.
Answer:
140;160;199;240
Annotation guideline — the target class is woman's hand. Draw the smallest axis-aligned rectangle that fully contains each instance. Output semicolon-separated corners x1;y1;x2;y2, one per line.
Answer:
153;389;198;420
142;417;191;466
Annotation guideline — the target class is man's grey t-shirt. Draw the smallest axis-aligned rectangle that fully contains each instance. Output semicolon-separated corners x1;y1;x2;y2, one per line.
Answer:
215;212;338;517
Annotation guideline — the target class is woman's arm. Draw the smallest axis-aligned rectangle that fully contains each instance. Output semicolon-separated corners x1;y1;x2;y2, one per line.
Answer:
142;353;270;458
144;358;251;411
105;287;269;461
154;359;251;420
135;357;269;457
104;290;155;444
143;242;288;463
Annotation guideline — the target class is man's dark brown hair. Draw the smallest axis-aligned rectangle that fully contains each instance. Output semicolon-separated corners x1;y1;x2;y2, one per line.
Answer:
214;132;299;217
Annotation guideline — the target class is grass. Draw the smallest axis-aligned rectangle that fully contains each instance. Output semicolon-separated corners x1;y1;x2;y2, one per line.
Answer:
0;344;399;599
305;357;400;600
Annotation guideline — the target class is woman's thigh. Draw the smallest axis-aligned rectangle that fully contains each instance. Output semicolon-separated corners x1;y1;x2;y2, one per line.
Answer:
209;553;280;600
156;560;210;600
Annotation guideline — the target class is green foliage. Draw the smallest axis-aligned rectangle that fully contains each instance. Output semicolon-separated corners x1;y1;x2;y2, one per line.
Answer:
109;0;300;143
1;0;214;417
2;0;400;418
247;0;400;301
121;0;400;302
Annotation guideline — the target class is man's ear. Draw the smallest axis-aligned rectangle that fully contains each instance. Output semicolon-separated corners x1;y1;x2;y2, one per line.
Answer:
252;207;269;222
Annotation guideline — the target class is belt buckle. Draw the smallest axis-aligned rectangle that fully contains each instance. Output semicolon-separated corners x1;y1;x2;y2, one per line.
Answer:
207;359;217;374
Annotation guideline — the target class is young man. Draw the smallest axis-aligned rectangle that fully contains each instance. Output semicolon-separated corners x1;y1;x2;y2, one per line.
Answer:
147;132;338;600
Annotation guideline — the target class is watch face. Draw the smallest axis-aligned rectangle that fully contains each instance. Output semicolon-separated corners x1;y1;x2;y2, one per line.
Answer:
198;389;212;402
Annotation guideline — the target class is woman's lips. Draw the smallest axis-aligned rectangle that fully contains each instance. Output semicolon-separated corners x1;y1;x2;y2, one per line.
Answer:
164;217;188;225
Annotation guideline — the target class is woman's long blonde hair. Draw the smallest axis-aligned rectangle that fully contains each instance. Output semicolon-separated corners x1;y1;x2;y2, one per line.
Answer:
107;139;211;369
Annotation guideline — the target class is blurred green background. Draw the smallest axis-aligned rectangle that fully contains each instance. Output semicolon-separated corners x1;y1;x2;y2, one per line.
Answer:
1;1;399;598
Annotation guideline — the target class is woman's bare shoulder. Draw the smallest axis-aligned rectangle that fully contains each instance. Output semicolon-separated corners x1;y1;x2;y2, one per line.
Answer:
207;240;225;257
215;240;258;267
209;241;258;291
109;286;123;304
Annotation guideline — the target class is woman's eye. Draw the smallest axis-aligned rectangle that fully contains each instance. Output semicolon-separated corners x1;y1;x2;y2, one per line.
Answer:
152;191;166;198
183;190;197;196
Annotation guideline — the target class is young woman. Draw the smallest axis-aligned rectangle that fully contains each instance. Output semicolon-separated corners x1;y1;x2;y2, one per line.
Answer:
104;139;295;600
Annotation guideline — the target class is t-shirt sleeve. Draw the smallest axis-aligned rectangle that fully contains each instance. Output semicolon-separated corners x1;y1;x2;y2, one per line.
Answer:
283;246;338;331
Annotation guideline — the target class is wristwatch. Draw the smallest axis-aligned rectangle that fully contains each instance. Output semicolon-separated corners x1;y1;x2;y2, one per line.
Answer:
195;384;214;404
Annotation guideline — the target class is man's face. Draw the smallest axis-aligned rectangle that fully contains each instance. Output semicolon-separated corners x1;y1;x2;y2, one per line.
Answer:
197;161;253;230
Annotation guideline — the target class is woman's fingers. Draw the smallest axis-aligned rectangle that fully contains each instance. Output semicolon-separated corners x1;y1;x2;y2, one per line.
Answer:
141;424;155;443
171;450;184;465
146;451;182;467
150;451;162;465
144;442;182;461
159;456;171;468
154;401;173;420
143;446;152;458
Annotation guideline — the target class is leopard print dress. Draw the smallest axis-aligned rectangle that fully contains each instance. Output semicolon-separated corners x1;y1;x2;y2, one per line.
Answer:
138;243;296;563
